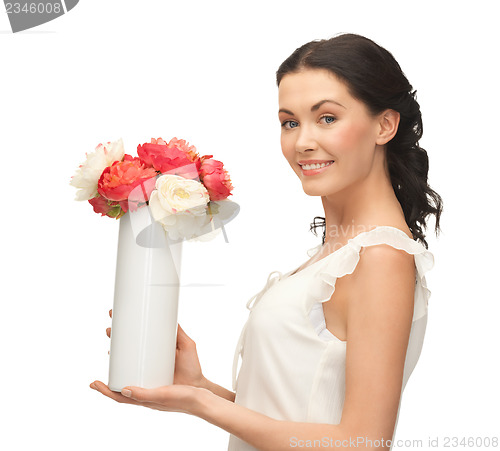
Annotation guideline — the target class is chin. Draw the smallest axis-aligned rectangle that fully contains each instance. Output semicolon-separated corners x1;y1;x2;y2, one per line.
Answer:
301;184;330;197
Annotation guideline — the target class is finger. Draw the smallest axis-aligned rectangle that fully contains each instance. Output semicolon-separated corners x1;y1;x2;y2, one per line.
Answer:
90;380;141;405
109;309;112;318
106;327;111;338
120;385;166;404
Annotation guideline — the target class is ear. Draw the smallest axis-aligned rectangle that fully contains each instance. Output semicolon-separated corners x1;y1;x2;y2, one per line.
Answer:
376;109;400;145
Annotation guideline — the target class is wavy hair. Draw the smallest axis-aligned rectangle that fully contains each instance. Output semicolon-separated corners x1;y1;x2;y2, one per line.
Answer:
276;33;443;249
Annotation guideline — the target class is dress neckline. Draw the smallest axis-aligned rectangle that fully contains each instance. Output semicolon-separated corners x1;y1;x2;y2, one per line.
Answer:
284;225;419;280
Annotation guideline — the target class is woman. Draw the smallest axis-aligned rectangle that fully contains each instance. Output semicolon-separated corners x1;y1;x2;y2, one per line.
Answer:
90;33;443;451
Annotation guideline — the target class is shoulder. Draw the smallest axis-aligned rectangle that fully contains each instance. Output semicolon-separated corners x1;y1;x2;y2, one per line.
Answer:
355;241;416;274
349;243;416;311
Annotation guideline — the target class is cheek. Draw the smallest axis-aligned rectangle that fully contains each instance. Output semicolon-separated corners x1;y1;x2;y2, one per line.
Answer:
280;135;294;160
322;122;377;181
326;121;375;152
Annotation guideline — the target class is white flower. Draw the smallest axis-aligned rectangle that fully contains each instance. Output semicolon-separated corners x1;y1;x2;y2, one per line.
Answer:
159;211;214;241
70;138;125;201
150;174;210;216
149;174;211;240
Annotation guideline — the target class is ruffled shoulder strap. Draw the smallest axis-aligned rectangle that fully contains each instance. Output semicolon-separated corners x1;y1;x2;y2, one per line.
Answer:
308;226;434;322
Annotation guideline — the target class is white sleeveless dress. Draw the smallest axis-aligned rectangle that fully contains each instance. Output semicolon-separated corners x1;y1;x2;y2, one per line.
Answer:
228;226;435;451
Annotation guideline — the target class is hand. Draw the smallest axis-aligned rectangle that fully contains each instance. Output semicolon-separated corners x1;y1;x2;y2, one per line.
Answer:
91;309;209;413
89;379;204;415
105;309;207;389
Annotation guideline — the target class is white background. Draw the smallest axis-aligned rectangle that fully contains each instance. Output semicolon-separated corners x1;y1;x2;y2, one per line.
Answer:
1;1;499;450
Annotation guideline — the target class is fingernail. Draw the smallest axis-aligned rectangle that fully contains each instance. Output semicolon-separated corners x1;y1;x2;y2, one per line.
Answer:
121;388;132;397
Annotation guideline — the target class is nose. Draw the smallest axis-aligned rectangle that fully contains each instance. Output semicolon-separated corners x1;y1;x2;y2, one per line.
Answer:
295;124;318;153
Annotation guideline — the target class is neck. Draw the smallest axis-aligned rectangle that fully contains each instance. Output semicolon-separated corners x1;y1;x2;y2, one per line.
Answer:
320;154;403;245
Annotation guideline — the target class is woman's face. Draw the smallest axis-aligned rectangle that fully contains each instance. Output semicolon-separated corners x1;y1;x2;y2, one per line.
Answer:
278;68;385;197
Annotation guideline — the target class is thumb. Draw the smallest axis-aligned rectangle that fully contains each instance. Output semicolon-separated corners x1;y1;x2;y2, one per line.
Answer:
176;324;194;349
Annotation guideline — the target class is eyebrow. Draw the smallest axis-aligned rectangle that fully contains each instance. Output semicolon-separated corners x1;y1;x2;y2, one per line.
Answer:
278;99;346;115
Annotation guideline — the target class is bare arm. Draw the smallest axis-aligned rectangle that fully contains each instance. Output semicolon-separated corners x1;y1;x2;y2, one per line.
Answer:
194;390;352;451
340;244;415;441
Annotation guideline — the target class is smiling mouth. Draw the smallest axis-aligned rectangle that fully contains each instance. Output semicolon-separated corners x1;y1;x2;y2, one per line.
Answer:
300;161;335;170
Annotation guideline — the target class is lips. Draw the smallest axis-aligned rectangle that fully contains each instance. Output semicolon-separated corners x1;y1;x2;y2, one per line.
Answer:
299;160;335;175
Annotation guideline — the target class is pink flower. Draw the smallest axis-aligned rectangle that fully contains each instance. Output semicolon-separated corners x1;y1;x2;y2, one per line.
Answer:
137;137;201;179
97;154;157;212
88;194;125;219
199;156;234;201
167;137;200;162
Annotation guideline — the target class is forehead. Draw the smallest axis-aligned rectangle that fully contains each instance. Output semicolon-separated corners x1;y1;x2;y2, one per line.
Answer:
278;68;350;105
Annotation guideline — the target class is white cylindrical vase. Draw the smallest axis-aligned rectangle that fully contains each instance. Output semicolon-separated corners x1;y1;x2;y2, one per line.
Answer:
107;205;182;392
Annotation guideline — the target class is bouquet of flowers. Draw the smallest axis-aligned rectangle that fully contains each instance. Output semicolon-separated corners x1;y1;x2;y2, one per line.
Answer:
71;137;239;391
70;137;236;242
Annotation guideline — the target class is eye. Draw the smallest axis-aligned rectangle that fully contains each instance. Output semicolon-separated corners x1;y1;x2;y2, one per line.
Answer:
320;115;336;124
281;120;299;130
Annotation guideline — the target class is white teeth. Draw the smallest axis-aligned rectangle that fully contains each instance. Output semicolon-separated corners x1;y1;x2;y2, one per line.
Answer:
301;161;334;170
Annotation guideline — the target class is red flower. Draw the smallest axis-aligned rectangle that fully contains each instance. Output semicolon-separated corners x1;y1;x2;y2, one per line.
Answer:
137;137;202;179
88;195;125;219
97;154;157;212
199;156;234;201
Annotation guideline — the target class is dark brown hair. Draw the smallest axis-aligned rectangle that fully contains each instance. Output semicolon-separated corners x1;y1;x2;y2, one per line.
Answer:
276;33;443;249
